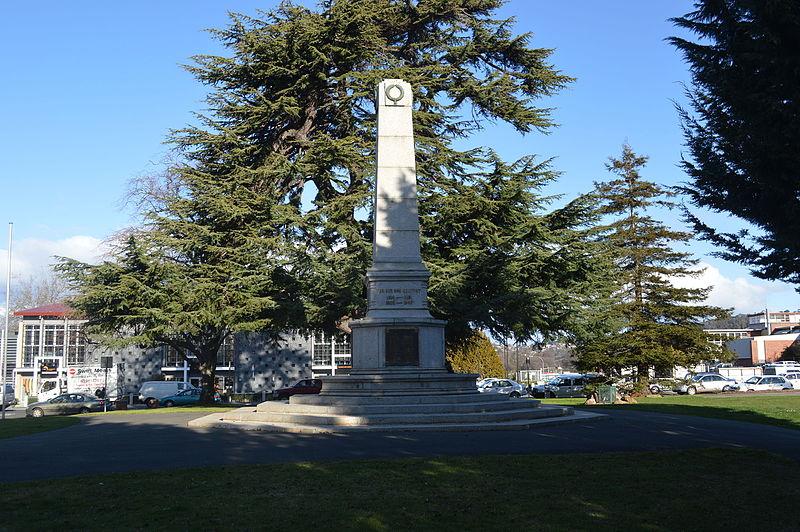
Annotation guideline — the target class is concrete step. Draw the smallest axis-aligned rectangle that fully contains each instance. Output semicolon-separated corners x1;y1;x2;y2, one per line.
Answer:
258;397;540;415
221;404;573;426
188;408;607;433
291;392;514;406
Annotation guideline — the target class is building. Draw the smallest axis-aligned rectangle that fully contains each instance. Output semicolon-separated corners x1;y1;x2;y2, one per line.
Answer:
727;333;799;366
11;303;351;404
704;329;751;347
704;311;800;366
746;311;800;335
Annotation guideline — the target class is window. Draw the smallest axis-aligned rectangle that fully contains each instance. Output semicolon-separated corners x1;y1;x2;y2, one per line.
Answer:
21;321;87;365
313;334;333;366
333;336;351;367
66;325;86;365
22;323;41;366
165;346;183;367
216;336;235;367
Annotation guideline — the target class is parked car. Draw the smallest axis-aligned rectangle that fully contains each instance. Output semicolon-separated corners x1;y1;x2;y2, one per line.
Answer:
739;375;793;392
273;379;323;400
673;373;739;395
782;373;800;389
2;384;16;409
158;388;220;407
477;378;527;398
645;379;678;395
139;381;198;408
26;393;106;417
534;374;596;399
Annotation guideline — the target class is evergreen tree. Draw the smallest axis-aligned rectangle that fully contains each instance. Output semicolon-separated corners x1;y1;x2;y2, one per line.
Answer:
574;145;731;382
59;0;612;398
669;0;800;285
445;330;505;379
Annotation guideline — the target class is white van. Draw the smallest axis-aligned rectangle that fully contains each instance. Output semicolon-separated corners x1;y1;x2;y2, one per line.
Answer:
138;381;197;408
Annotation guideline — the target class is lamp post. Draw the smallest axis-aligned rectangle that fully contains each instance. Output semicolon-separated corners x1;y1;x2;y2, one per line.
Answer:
1;223;12;421
525;356;531;393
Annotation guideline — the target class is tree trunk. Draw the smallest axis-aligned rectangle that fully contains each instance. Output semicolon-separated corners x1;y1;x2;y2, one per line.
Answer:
197;357;218;405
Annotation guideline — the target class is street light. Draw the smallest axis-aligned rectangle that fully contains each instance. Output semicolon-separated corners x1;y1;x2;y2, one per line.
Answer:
525;356;531;392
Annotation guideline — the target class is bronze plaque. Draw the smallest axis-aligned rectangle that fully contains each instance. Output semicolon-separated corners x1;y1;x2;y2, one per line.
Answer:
385;328;419;366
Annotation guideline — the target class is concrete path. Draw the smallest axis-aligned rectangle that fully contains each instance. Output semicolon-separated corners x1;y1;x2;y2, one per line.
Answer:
1;408;798;483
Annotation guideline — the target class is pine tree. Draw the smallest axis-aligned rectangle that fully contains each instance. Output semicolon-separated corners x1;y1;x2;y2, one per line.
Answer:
574;144;731;383
58;0;613;397
669;0;800;285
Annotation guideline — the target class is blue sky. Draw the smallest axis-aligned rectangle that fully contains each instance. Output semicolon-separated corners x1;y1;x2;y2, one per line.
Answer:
1;0;797;315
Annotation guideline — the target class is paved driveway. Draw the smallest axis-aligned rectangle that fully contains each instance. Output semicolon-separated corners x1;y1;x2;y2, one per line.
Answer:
1;408;798;483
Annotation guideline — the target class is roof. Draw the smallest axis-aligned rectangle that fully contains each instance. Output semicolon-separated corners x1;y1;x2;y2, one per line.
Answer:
13;303;76;317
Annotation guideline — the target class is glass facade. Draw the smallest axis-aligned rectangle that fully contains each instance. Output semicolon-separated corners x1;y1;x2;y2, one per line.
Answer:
164;336;234;367
217;336;234;367
20;320;86;366
313;333;351;368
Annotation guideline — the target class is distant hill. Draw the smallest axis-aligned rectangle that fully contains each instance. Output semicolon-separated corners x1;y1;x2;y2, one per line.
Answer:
702;314;749;329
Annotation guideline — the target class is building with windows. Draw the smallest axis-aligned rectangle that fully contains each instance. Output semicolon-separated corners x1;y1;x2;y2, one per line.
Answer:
746;311;800;335
11;303;352;404
704;329;752;347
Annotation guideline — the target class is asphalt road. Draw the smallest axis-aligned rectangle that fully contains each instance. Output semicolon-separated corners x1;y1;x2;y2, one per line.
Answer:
1;407;798;483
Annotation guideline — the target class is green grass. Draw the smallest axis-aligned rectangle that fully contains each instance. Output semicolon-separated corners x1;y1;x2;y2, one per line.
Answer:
0;416;80;439
0;406;236;439
542;394;800;430
0;448;797;531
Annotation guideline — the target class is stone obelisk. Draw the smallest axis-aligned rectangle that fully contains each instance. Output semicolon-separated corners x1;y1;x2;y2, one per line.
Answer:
348;78;447;373
320;79;475;395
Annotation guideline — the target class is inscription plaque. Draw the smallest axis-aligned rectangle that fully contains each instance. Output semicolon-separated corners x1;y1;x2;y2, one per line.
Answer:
385;328;419;366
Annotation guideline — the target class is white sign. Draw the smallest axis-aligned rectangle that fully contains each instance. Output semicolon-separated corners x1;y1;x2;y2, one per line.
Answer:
67;366;117;394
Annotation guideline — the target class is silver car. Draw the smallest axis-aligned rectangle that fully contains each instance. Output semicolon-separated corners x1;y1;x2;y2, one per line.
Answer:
674;373;739;395
739;375;793;392
477;378;527;398
539;374;592;398
26;393;107;417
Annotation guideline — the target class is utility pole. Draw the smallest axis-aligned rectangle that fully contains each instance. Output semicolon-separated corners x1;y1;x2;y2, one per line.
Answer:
1;223;13;421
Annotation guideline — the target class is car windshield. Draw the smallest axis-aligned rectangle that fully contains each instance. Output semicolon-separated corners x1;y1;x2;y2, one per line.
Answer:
744;377;760;384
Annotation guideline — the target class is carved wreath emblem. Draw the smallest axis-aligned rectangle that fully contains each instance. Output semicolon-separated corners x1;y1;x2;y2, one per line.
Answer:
385;83;405;104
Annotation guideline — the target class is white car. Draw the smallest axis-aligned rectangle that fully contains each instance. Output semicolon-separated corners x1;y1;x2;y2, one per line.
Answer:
783;373;800;389
477;378;527;398
674;373;739;395
739;375;794;392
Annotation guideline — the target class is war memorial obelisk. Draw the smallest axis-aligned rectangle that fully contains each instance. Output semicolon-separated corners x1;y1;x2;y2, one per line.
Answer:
189;80;598;431
318;78;476;395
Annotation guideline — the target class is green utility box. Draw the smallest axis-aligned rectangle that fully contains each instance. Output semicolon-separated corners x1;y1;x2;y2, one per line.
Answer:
597;385;617;404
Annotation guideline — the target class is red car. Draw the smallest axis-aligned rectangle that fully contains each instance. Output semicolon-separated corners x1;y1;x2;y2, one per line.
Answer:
273;379;322;400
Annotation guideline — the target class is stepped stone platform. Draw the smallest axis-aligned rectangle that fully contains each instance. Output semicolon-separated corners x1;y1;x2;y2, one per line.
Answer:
188;391;607;433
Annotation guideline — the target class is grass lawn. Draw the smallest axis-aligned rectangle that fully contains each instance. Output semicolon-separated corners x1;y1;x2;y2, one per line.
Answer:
0;416;80;439
0;406;235;440
1;448;797;531
542;394;800;430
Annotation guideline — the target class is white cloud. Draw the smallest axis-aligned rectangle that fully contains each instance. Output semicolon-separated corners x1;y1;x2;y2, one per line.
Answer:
670;262;797;314
0;235;109;286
